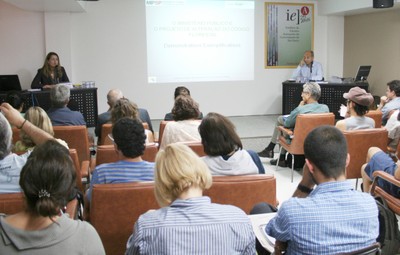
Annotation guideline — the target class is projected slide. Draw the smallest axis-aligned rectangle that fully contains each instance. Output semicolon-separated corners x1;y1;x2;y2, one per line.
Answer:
145;0;254;83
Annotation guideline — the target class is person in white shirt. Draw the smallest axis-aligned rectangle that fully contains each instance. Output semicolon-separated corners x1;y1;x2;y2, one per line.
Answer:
292;50;324;81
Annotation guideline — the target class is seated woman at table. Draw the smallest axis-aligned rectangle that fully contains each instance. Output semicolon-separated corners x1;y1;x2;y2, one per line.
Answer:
199;112;265;175
31;52;69;90
126;143;255;254
14;106;68;153
0;140;105;254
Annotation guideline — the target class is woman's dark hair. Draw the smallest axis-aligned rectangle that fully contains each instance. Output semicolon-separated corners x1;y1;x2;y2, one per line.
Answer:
171;95;200;121
353;102;369;116
5;91;24;111
174;86;190;99
199;112;242;156
19;140;76;217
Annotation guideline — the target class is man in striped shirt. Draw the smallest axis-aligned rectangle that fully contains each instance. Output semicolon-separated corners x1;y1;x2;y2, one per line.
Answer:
266;126;379;254
86;117;154;202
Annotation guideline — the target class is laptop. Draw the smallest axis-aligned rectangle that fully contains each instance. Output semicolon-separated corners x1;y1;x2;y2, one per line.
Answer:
0;75;22;92
354;66;371;82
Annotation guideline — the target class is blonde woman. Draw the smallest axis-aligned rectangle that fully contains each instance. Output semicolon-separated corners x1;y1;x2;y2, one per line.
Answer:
14;107;67;152
126;143;255;254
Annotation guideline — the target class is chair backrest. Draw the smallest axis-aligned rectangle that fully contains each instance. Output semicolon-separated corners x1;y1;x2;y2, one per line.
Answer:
53;125;90;163
95;143;158;166
288;113;335;155
90;182;158;255
181;141;206;157
0;193;24;214
343;128;388;179
366;110;383;128
204;174;277;214
342;242;381;255
157;120;173;146
69;149;84;192
370;171;400;215
0;192;78;219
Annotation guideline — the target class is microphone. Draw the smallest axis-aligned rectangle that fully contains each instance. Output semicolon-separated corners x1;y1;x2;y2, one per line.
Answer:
310;61;313;74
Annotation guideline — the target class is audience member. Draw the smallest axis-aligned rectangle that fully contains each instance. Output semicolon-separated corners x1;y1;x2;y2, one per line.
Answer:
86;118;154;203
377;80;400;125
385;109;400;151
291;50;324;81
164;86;203;120
14;106;68;152
5;91;24;115
111;98;154;143
31;52;69;90
0;140;105;254
361;147;400;197
47;84;86;126
335;86;375;131
258;82;329;167
0;103;53;193
126;143;255;254
265;126;379;254
95;89;153;138
199;112;265;175
160;95;202;149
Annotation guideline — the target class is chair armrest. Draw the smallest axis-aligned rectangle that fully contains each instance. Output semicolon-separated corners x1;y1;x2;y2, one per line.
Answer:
277;126;293;136
81;160;91;184
371;170;400;196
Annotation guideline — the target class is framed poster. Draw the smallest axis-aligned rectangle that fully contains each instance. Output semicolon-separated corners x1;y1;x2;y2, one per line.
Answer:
265;2;314;68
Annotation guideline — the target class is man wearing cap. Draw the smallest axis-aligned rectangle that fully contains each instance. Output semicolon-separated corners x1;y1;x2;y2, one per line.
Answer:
335;87;375;131
377;80;400;125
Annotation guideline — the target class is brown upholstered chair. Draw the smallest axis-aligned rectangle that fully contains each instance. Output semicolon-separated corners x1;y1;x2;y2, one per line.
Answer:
156;120;173;145
90;182;158;255
204;174;278;213
0;192;79;219
90;174;277;254
370;171;400;215
365;110;383;128
181;141;206;157
95;143;158;166
53;126;91;168
277;113;335;182
343;128;387;187
69;149;90;193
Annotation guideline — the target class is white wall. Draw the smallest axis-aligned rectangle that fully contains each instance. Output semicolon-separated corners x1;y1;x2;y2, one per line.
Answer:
0;0;344;119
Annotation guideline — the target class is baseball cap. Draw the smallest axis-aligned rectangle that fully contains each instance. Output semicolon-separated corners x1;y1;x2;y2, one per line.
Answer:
343;87;373;106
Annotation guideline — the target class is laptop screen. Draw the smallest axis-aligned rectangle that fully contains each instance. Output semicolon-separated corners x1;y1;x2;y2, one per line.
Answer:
0;75;22;92
355;66;371;82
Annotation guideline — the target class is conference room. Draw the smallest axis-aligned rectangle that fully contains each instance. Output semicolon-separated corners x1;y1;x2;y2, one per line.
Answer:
0;0;399;254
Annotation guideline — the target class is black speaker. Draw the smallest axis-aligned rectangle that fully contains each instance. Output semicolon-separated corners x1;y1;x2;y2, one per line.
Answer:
373;0;394;8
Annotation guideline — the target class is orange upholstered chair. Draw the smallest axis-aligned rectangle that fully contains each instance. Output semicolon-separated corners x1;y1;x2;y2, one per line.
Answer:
182;141;206;157
99;122;152;145
343;128;387;187
156;120;173;146
69;149;90;193
95;143;158;166
0;192;79;219
370;171;400;215
365;110;383;128
53;126;91;166
277;113;335;182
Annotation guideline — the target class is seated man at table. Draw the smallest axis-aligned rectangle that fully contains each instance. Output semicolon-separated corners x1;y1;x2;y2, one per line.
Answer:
258;82;329;167
291;50;324;81
377;80;400;125
266;126;379;254
86;117;154;203
47;84;86;126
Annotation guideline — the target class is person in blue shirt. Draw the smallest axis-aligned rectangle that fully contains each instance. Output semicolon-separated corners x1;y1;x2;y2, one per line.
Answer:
291;50;324;81
377;80;400;125
266;126;379;255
